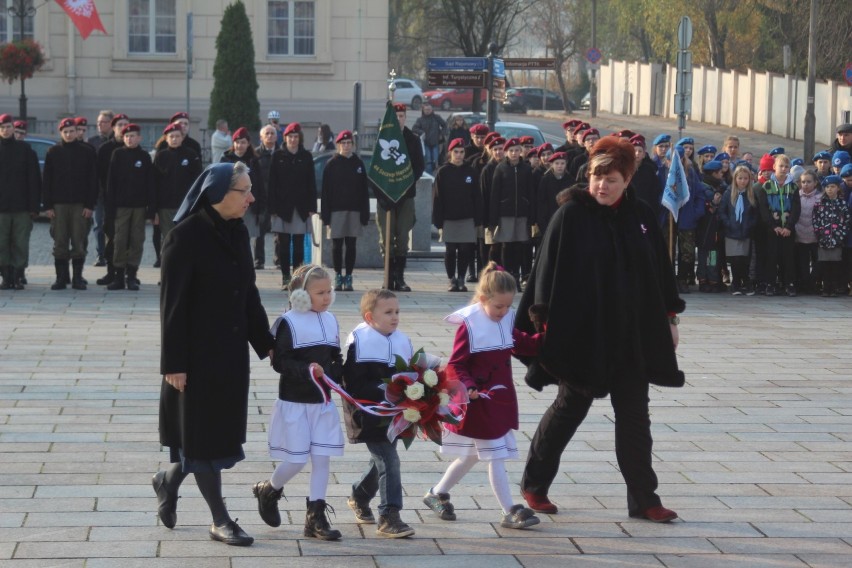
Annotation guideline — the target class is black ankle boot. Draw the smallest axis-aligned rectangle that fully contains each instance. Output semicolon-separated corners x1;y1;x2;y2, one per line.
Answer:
152;471;179;529
304;498;342;540
71;259;87;290
395;256;411;292
51;260;70;290
107;268;126;290
252;480;283;527
126;266;140;291
0;266;11;289
96;263;115;286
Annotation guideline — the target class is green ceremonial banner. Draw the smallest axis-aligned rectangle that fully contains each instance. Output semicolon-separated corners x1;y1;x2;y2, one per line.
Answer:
368;103;415;204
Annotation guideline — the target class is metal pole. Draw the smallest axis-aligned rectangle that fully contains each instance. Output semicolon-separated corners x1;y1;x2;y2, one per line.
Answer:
542;45;547;111
383;71;396;290
803;0;817;163
353;81;362;149
486;43;497;131
186;13;193;116
590;0;597;118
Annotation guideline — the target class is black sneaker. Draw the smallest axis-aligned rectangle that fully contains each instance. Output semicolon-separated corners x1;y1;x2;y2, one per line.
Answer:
500;504;540;529
347;495;375;524
765;285;776;297
786;284;797;297
376;507;414;538
423;490;456;521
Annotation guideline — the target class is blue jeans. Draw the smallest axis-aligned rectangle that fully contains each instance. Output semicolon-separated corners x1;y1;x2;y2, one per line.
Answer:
424;144;439;175
352;439;401;516
92;197;105;258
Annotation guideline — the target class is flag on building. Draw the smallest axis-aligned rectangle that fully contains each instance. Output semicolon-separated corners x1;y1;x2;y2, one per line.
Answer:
661;148;690;222
367;102;415;205
55;0;107;40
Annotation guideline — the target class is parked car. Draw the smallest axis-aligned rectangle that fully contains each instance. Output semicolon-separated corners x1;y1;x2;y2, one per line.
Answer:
445;113;547;146
389;78;423;110
580;92;591;110
24;134;59;172
502;87;575;113
424;88;488;111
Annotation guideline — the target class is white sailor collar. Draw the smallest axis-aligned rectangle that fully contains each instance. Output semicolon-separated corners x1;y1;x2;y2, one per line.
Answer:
278;310;339;348
445;303;514;353
346;322;413;365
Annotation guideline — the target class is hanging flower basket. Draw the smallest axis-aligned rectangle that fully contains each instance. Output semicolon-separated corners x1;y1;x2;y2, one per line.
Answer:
0;39;45;84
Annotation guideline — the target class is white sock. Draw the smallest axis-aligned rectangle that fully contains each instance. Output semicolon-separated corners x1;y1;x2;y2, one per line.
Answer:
270;460;304;490
488;459;514;514
309;454;331;501
433;454;478;494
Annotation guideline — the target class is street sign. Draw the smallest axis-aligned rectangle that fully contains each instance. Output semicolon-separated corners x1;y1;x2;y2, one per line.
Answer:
427;57;487;71
492;58;505;78
845;62;852;86
678;16;693;50
585;48;602;64
676;51;693;94
491;77;506;101
503;58;556;70
427;71;487;88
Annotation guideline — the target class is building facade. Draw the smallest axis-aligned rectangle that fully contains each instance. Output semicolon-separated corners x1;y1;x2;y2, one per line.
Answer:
0;0;389;136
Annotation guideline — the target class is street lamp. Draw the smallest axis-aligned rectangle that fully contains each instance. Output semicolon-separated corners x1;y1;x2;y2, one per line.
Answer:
8;0;36;119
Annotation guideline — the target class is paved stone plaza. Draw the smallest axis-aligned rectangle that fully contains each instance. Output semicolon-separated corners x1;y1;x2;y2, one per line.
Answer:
2;225;852;567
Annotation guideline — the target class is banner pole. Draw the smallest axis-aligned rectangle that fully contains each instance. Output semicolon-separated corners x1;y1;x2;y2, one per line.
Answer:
668;213;675;261
384;209;393;289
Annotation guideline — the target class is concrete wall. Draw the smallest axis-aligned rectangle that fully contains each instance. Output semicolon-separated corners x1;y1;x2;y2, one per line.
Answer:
598;59;851;147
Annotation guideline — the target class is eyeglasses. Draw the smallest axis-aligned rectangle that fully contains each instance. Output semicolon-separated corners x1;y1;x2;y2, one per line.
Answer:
229;185;253;195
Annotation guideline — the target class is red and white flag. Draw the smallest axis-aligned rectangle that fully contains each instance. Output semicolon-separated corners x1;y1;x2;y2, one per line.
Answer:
55;0;107;40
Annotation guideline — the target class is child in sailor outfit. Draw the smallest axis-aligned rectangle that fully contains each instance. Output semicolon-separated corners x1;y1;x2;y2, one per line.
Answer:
423;262;544;529
342;289;441;538
252;264;345;541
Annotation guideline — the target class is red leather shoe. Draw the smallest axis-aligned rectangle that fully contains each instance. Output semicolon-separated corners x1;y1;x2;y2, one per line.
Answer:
639;505;678;523
521;490;558;514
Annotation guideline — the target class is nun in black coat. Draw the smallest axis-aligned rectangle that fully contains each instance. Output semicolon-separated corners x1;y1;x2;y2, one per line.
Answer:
154;161;274;547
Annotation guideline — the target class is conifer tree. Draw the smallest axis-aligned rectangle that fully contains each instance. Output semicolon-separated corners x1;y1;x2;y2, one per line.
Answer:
208;1;260;131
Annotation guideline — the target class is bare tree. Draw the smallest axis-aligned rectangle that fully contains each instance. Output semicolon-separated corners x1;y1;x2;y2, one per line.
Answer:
530;0;586;113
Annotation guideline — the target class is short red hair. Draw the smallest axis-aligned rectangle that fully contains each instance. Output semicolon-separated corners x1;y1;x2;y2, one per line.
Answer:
587;137;637;181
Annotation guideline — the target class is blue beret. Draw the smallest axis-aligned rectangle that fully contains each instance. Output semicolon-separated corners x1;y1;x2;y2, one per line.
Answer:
703;160;723;172
822;175;842;187
697;145;717;156
714;152;730;162
732;159;753;171
768;147;785;156
790;158;804;166
841;164;852;177
652;134;671;146
813;151;831;162
676;137;694;146
833;151;851;167
173;163;237;223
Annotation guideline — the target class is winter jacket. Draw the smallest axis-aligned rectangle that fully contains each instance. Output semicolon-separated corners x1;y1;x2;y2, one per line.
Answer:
272;311;343;404
153;145;202;210
105;146;155;216
758;174;801;230
412;112;446;148
267;146;316;222
632;154;663;225
320;153;369;226
813;196;849;250
535;170;572;234
432;162;481;227
489;158;533;226
0;136;41;214
41;140;98;210
718;188;757;241
795;189;823;244
675;165;707;231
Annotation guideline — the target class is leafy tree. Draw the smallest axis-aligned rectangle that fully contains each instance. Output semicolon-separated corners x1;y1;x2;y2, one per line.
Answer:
208;1;260;131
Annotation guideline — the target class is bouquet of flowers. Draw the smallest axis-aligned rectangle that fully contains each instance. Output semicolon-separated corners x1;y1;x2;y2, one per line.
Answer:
381;349;468;448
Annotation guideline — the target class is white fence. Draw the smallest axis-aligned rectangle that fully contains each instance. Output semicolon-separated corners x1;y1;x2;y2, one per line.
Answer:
598;60;852;146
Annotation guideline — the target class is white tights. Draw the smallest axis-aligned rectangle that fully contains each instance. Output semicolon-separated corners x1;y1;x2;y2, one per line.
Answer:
433;455;515;514
270;454;331;501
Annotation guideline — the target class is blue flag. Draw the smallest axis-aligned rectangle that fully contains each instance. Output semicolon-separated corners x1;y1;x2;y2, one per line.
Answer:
661;149;690;222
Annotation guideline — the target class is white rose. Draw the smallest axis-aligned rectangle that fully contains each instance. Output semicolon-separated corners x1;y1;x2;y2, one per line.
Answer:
438;391;450;406
405;382;425;400
423;370;438;387
402;407;421;422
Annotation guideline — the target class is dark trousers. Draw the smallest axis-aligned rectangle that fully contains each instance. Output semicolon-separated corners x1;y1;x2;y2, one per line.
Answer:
498;241;524;276
729;255;750;288
521;379;661;516
820;260;843;293
152;223;161;262
444;243;473;280
351;439;402;516
254;228;267;264
795;242;819;292
332;237;356;274
764;230;796;286
276;232;305;277
675;229;696;283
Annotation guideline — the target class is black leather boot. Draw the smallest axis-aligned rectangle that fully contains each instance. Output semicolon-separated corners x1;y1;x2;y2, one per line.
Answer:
13;267;25;290
107;268;126;290
51;260;70;290
385;257;397;290
0;266;11;289
126;266;140;291
395;256;411;292
252;480;283;527
304;498;342;540
71;259;87;290
96;263;115;286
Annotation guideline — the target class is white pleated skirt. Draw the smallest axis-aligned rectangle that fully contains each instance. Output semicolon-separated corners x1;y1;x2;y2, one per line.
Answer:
267;399;344;463
440;429;519;461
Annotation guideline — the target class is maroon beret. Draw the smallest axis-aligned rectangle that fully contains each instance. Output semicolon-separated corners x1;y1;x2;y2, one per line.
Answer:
503;137;522;151
335;130;353;143
469;123;489;136
392;103;407;113
74;117;88;127
487;137;505;149
232;127;250;141
537;143;554;156
0;114;13;125
170;112;189;123
573;122;591;135
614;129;636;139
483;132;499;145
562;119;582;130
448;138;465;152
629;134;646;147
59;118;77;131
519;135;535;145
548;151;568;163
121;123;141;136
110;113;129;127
13;120;26;130
283;122;301;136
581;128;600;143
163;122;182;136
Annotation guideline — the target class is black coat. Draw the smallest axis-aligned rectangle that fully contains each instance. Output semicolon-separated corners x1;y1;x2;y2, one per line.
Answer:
632;154;663;224
105;146;156;216
479;159;500;227
432;162;481;227
272;316;343;404
341;346;392;443
320;153;370;226
42;140;98;210
153;146;202;210
0;136;41;214
267;146;316;221
490;158;533;225
96;138;121;195
535;170;572;234
516;187;685;397
159;204;274;460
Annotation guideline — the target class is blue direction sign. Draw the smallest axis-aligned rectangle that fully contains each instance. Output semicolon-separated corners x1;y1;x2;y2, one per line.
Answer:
586;48;602;64
427;57;487;71
492;58;505;78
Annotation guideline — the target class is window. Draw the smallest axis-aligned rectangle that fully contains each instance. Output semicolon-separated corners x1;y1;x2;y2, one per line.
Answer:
268;0;314;56
0;0;35;43
129;0;176;55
